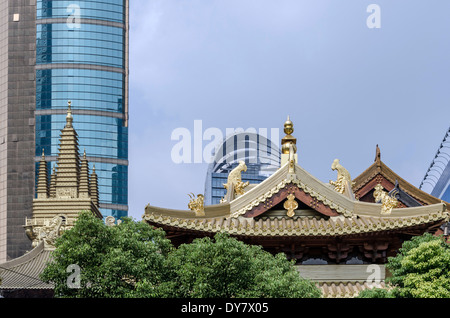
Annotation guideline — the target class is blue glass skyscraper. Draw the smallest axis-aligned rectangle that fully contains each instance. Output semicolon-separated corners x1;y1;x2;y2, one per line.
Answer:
35;0;129;219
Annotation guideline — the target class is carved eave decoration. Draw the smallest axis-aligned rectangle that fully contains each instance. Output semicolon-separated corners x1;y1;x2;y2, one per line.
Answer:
24;215;69;250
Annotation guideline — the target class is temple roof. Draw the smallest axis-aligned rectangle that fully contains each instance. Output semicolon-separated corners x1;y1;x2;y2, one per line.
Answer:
145;209;446;237
388;180;422;207
318;281;387;298
353;146;442;206
0;242;53;290
144;119;448;241
144;161;448;237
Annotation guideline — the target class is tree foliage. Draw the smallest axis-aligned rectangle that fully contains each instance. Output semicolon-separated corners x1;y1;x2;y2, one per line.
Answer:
137;232;321;298
386;233;450;298
357;287;395;298
40;211;173;298
41;212;321;298
358;233;450;298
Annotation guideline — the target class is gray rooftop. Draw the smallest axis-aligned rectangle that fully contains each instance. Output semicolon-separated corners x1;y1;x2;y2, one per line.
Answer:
0;242;53;290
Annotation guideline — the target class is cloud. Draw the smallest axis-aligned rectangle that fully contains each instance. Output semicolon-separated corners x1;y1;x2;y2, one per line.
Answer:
127;0;450;219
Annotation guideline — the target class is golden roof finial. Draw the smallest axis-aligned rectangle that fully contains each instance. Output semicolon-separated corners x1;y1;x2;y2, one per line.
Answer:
66;100;73;128
284;115;294;135
281;116;296;155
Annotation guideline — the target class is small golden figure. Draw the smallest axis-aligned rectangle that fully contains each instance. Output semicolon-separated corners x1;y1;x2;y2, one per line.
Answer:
284;193;298;218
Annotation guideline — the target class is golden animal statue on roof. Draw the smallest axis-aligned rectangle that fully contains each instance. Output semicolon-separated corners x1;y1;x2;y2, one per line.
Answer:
373;183;398;215
330;159;355;198
188;193;205;216
223;161;250;196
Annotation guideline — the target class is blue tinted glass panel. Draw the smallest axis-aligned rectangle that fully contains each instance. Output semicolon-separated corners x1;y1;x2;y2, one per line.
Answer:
441;185;450;202
37;23;124;68
36;69;124;112
91;162;128;205
36;114;128;160
37;0;125;23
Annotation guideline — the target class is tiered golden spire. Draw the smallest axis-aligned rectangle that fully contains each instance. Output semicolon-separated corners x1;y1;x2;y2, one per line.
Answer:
34;101;99;206
79;150;90;199
28;101;102;249
36;149;49;199
49;166;56;198
55;101;80;198
90;164;99;207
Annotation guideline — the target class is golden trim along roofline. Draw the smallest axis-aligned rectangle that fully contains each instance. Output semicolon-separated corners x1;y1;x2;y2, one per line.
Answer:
144;201;230;219
144;160;448;222
143;210;448;237
229;161;355;218
143;117;448;237
229;161;448;218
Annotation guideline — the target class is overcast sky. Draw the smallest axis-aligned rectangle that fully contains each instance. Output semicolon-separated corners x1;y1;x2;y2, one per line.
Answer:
127;0;450;220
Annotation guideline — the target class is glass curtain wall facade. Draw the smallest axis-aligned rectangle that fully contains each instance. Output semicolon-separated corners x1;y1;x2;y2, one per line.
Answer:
204;132;280;205
35;0;129;219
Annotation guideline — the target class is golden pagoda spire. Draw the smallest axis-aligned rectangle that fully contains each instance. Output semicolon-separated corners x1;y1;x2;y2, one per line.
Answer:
27;102;103;249
36;149;49;199
79;149;90;199
49;166;56;198
90;164;99;207
55;100;80;198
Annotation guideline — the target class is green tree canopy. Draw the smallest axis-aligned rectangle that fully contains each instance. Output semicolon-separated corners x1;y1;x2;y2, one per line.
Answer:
358;233;450;298
386;233;450;298
139;232;321;298
40;211;173;297
41;212;321;298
